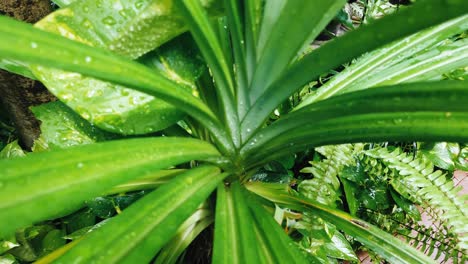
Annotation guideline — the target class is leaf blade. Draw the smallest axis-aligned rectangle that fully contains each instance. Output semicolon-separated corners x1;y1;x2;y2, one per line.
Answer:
246;182;434;264
297;14;468;106
241;81;468;164
0;15;233;152
55;166;226;264
212;182;260;264
250;0;346;102
0;137;220;237
241;0;468;141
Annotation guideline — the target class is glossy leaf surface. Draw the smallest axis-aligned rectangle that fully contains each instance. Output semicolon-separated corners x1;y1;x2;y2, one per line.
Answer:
298;14;468;106
155;206;213;264
54;166;226;264
176;0;239;146
248;194;313;263
0;15;233;153
241;81;468;164
212;182;260;264
241;0;468;141
0;137;220;237
246;182;434;264
249;0;346;101
32;0;217;134
31;101;113;150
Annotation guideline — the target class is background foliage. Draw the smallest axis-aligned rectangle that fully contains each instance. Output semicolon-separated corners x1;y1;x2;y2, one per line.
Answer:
0;0;467;263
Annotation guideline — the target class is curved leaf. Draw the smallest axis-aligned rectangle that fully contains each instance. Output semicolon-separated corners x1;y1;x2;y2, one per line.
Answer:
53;166;226;264
345;38;468;92
249;0;346;102
52;0;75;7
105;169;185;194
297;14;468;106
32;0;216;134
0;59;36;79
246;112;468;168
31;101;114;150
245;182;434;264
0;137;220;237
241;81;468;163
212;181;260;264
365;147;468;250
155;206;213;264
241;0;468;142
247;192;314;263
0;15;234;153
176;0;240;146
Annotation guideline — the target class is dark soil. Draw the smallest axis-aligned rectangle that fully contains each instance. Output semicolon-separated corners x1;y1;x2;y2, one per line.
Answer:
0;0;56;150
182;225;213;264
0;0;53;23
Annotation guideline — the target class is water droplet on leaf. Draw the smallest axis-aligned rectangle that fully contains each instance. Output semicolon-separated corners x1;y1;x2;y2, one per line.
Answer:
102;16;117;26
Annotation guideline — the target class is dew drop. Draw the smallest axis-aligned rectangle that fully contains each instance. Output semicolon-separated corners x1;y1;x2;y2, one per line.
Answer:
120;89;130;96
61;93;74;102
31;42;38;49
135;0;145;9
81;19;92;29
393;118;403;124
85;56;92;63
119;9;130;18
102;16;117;26
77;162;84;169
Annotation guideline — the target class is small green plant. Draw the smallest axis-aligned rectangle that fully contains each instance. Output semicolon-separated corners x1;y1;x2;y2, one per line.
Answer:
0;0;467;263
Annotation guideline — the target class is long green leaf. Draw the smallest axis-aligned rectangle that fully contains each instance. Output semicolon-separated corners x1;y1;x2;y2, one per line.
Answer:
256;0;285;57
0;15;233;153
224;0;250;118
0;137;220;237
246;112;468;168
54;166;226;263
247;193;314;263
350;38;468;89
241;0;468;142
175;0;240;147
241;81;468;164
245;182;434;264
47;0;219;59
244;0;261;83
33;0;218;135
249;0;345;102
31;101;112;150
297;14;468;107
105;169;185;194
212;182;260;264
52;0;75;7
242;81;468;153
0;59;36;79
155;206;213;264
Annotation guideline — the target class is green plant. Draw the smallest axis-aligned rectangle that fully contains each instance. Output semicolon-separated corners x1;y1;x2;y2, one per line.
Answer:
0;0;467;263
293;142;467;263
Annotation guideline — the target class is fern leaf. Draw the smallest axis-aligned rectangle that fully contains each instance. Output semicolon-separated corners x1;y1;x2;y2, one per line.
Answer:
364;147;468;251
299;144;363;207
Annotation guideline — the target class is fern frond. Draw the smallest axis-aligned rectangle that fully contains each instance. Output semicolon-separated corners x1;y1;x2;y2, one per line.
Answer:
364;147;468;251
299;144;364;207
